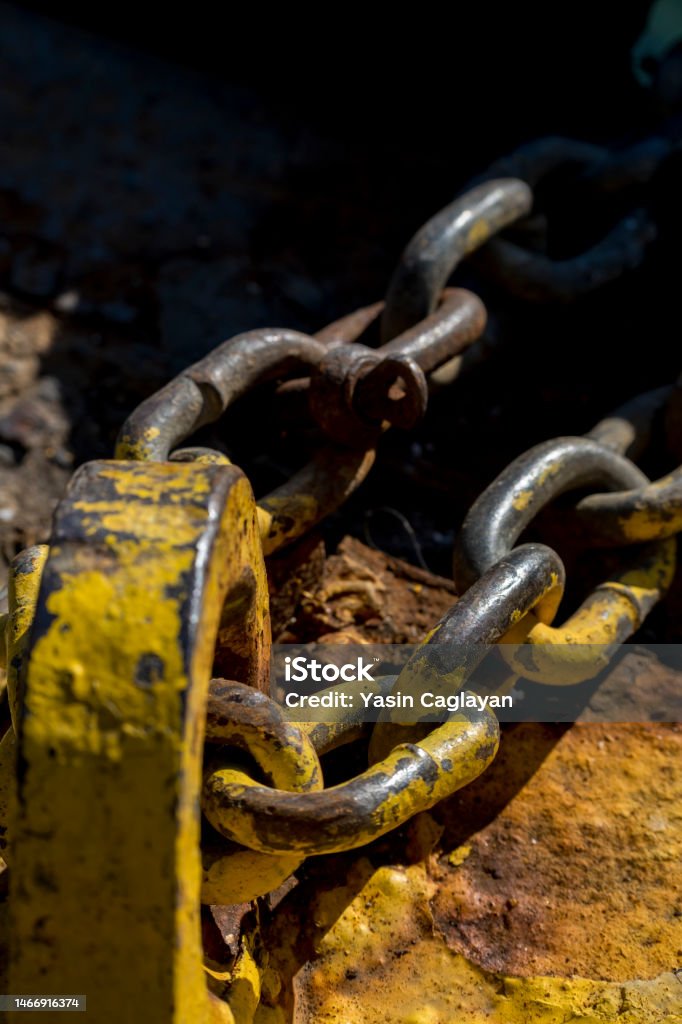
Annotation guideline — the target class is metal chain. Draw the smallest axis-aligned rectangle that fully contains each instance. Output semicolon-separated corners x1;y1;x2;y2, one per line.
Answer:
107;136;681;886
2;131;681;1018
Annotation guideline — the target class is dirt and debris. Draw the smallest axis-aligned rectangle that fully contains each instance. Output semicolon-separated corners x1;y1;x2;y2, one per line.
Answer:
0;302;171;578
273;536;456;644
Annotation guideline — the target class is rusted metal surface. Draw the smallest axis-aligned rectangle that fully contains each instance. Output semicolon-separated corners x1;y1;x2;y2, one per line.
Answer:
256;447;376;556
453;437;649;590
474;209;657;303
380;179;532;341
309;288;486;446
116;329;327;462
202;680;323;905
204;694;499;857
370;544;564;758
574;467;682;543
266;690;682;1023
118;284;486;460
586;384;672;459
314;303;384;347
428;718;682;984
453;435;677;683
114;278;488;555
115;325;379;556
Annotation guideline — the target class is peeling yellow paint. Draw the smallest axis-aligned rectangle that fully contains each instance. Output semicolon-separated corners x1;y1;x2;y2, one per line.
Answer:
499;538;676;683
205;710;499;856
10;460;268;1023
117;431;375;557
466;219;491;248
511;488;533;511
256;449;375;555
257;495;320;555
261;859;682;1023
536;459;561;487
206;936;261;1024
114;425;162;461
6;545;48;728
447;843;472;867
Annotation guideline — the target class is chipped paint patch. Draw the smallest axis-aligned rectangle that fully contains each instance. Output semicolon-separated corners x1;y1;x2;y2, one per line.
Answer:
511;489;533;511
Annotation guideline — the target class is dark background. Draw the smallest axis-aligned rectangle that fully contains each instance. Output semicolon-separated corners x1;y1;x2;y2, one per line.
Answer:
0;1;679;636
